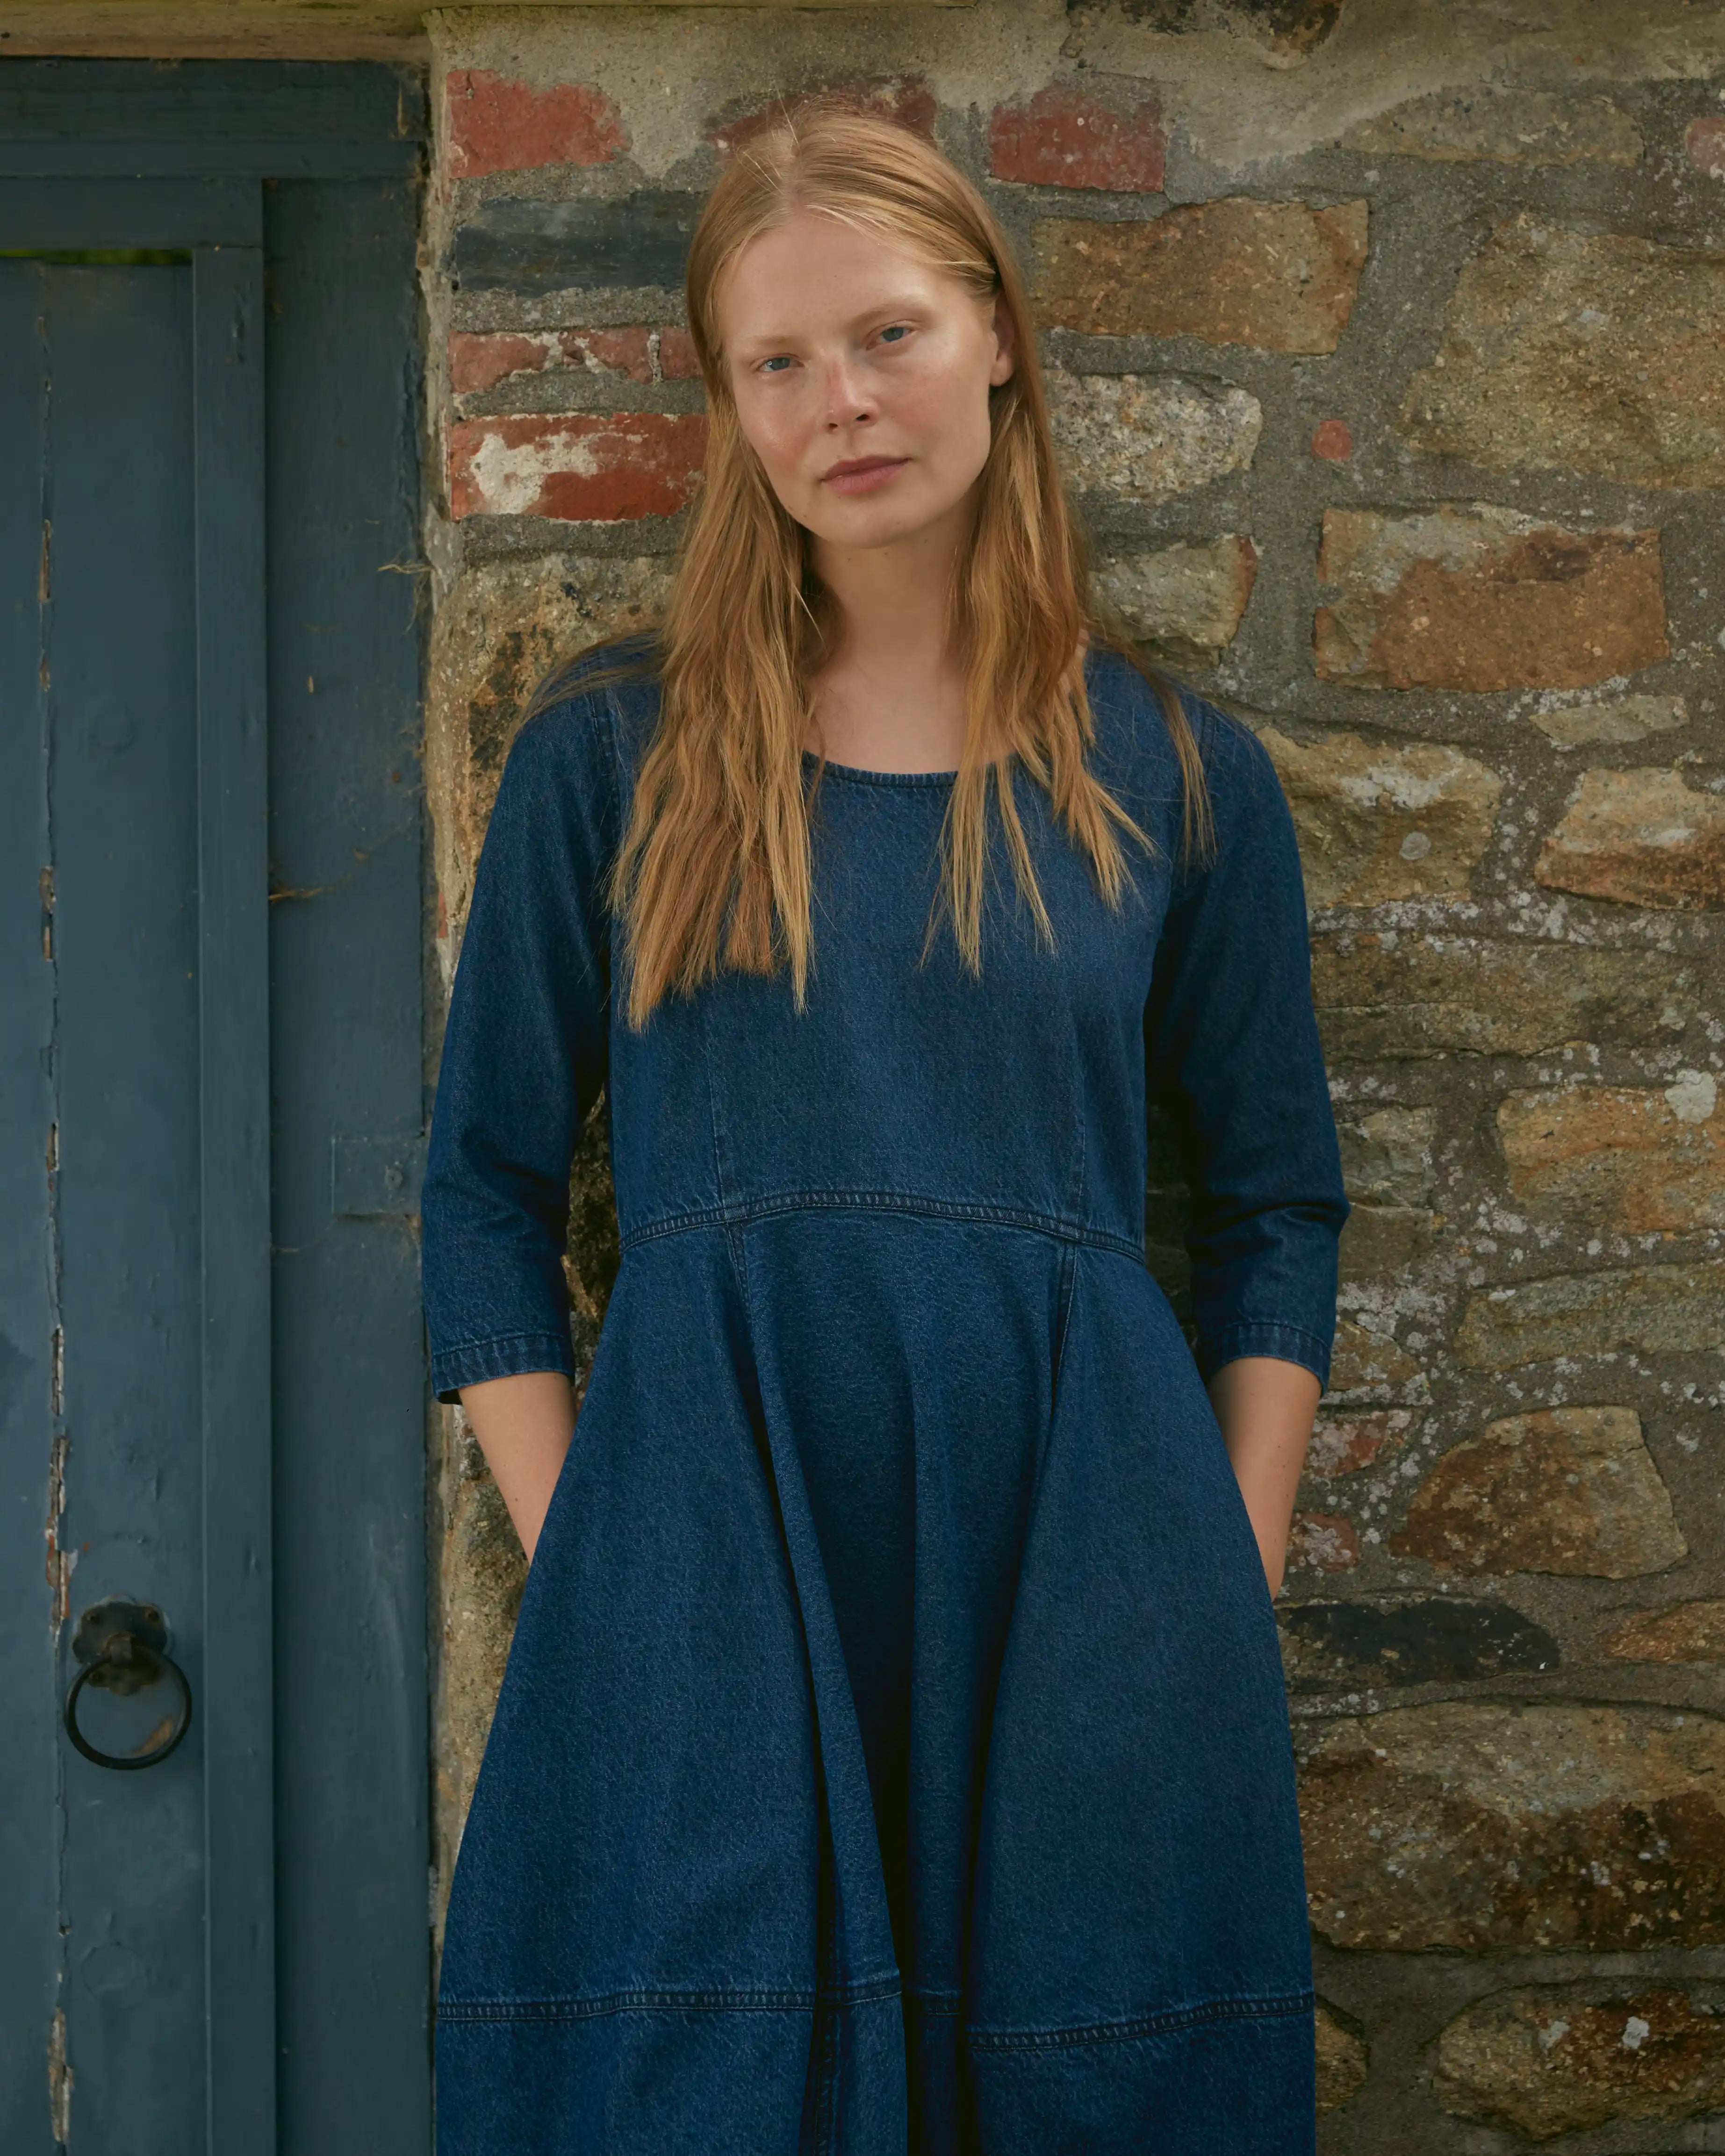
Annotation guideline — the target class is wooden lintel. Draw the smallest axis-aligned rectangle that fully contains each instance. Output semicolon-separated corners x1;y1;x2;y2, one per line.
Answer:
0;0;966;61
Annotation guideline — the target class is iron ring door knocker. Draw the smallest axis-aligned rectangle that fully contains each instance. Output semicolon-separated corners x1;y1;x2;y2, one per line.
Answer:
63;1597;194;1770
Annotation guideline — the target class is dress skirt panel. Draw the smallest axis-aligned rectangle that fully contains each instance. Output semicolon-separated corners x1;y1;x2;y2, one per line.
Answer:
435;1230;838;2152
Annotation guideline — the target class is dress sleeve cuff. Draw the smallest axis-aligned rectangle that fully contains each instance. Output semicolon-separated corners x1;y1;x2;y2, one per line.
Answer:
1195;1319;1332;1392
430;1329;576;1405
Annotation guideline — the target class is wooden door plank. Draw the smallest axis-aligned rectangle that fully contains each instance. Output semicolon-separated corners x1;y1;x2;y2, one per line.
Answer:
192;226;277;2156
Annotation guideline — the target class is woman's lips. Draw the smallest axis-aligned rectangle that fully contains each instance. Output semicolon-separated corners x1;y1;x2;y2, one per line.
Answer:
822;457;909;495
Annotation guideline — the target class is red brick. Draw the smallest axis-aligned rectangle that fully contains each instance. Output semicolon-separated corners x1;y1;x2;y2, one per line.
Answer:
711;81;937;158
1311;417;1353;460
1688;116;1725;178
656;327;701;380
446;70;625;181
449;329;681;396
988;86;1165;193
447;412;707;522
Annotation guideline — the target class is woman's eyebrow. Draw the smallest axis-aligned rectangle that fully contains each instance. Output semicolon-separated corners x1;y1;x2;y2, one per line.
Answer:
733;294;931;350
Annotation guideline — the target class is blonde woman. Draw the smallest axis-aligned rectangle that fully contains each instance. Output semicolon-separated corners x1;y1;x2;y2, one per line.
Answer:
423;110;1347;2156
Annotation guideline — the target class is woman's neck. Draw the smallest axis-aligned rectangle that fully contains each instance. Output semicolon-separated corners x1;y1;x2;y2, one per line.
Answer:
808;503;969;774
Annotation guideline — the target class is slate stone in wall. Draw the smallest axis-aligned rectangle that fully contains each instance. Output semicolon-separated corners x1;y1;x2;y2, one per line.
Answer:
1033;197;1368;351
1456;1258;1725;1369
1499;1076;1725;1234
1535;767;1725;912
1603;1598;1725;1664
1315;505;1668;693
1279;1598;1559;1692
1288;1511;1361;1573
451;193;702;295
1311;933;1692;1061
1258;727;1501;907
1300;1702;1725;1951
1314;2001;1368;2114
1401;214;1725;487
1391;1407;1687;1578
1341;87;1643;166
1092;534;1258;663
1435;1985;1725;2140
1046;372;1261;500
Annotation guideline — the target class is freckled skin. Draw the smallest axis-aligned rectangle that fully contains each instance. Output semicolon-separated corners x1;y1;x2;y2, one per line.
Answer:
714;208;1014;558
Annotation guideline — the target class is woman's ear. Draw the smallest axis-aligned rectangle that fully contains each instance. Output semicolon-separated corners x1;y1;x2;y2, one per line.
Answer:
989;291;1017;387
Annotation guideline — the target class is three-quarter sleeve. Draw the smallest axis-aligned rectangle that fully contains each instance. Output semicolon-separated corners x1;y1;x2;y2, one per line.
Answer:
1143;698;1349;1390
420;694;619;1403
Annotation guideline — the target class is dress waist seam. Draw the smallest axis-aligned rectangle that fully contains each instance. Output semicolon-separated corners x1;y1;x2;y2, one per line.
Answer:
616;1190;1147;1263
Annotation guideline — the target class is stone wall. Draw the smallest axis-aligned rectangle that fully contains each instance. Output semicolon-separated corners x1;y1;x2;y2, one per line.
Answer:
421;4;1725;2143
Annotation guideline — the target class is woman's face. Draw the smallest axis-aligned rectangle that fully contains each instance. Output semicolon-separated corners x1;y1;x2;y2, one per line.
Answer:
717;208;1015;554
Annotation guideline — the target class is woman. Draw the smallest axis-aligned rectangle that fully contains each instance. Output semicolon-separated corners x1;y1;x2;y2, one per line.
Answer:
424;109;1347;2156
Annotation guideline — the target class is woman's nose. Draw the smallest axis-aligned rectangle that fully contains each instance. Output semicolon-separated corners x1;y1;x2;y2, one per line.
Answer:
819;355;875;430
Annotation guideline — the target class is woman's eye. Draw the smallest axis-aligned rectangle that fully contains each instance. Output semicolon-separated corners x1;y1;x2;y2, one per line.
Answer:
878;325;911;346
758;355;795;374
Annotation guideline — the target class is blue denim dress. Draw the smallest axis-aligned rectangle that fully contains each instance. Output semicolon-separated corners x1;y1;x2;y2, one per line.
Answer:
422;645;1347;2156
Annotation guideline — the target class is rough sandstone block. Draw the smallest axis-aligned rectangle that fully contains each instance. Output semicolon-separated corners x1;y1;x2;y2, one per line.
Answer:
1092;535;1257;662
1314;2003;1367;2115
1603;1599;1725;1664
1455;1258;1725;1369
1279;1598;1558;1692
1337;1104;1436;1207
1306;1408;1416;1478
445;70;625;181
1689;117;1725;179
1300;1701;1725;1951
1337;1203;1436;1283
1535;768;1725;912
1315;505;1668;693
1499;1074;1725;1233
1311;934;1692;1061
1400;214;1725;487
447;411;707;522
1342;88;1642;167
1391;1407;1687;1578
447;326;699;397
1436;1986;1725;2141
1046;372;1261;499
1325;1318;1425;1397
1033;197;1367;351
1528;694;1687;751
988;86;1165;193
1288;1511;1361;1573
426;553;671;905
1258;726;1501;907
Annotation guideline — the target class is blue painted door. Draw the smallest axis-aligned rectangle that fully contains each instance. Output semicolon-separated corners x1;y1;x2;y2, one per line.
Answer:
0;251;213;2153
0;65;430;2156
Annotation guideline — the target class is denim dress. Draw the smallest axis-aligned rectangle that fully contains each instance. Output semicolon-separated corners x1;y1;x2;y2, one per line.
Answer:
422;645;1348;2156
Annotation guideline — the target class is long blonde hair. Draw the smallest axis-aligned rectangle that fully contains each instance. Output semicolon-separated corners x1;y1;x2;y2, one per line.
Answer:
538;107;1210;1029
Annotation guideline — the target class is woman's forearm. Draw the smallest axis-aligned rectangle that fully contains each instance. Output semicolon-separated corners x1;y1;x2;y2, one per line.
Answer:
458;1370;577;1563
1207;1355;1322;1599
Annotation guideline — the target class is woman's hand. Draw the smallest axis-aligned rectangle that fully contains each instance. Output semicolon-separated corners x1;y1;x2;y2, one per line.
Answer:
457;1371;578;1564
1206;1356;1322;1599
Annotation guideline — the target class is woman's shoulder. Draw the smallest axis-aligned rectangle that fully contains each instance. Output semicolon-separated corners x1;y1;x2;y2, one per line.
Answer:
506;633;663;784
1082;643;1268;802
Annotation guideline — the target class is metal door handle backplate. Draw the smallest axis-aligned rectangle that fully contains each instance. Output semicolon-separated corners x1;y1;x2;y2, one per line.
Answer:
64;1597;194;1770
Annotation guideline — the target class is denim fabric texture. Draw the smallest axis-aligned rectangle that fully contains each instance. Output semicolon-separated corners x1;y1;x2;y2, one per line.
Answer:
422;645;1349;2154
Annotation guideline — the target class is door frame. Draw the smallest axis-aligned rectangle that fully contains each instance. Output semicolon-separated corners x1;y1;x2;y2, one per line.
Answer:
1;61;428;2156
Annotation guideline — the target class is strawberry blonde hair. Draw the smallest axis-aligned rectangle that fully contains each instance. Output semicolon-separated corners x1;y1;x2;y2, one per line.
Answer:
534;106;1209;1029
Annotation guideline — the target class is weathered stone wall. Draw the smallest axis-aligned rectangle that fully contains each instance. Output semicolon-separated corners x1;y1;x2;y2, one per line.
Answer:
421;4;1725;2142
